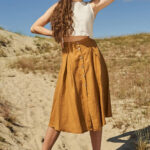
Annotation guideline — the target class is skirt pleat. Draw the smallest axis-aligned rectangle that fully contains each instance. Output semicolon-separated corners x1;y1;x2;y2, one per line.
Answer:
48;37;112;134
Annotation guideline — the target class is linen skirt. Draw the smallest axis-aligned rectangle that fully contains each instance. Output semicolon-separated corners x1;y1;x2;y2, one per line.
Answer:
48;36;112;134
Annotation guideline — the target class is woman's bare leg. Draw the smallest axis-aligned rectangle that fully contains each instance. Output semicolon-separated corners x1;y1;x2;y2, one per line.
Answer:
89;127;103;150
42;126;61;150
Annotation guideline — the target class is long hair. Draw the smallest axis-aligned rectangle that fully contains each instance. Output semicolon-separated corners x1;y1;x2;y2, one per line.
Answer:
50;0;75;48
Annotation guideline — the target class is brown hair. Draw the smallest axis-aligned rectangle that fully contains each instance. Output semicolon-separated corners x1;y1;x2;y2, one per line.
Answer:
50;0;75;48
50;0;94;48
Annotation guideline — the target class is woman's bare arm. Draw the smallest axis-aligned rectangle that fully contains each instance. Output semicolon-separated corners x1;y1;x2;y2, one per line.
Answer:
30;2;58;36
90;0;115;17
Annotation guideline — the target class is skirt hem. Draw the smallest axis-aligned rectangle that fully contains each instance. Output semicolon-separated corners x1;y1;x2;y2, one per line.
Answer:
48;122;106;134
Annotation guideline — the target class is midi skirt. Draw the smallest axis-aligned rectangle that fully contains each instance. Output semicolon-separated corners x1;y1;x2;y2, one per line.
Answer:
48;36;112;134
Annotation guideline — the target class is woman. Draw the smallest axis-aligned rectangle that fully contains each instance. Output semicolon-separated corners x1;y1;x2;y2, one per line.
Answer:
31;0;114;149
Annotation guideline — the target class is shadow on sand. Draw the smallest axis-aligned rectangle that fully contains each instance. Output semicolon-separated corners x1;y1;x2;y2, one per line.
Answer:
107;125;150;150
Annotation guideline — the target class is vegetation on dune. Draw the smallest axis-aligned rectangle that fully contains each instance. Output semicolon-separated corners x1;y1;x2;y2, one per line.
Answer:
0;30;150;149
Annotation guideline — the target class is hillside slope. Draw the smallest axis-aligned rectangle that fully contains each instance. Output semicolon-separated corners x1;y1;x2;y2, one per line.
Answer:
0;28;150;150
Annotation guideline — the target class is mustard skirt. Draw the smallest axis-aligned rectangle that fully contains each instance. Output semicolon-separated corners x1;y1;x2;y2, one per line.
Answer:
48;36;112;134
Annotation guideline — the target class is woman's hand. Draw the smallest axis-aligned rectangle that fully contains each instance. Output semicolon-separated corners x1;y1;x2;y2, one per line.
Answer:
30;2;58;36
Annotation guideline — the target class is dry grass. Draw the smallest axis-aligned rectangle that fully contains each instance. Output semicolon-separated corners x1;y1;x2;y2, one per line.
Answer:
0;92;17;124
0;35;11;47
33;36;60;54
112;120;124;129
0;35;11;57
0;91;20;150
9;54;62;76
134;127;150;150
97;33;150;108
7;34;62;76
100;33;150;135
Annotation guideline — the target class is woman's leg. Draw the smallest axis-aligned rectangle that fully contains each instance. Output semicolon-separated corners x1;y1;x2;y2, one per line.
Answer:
42;126;61;150
89;127;103;150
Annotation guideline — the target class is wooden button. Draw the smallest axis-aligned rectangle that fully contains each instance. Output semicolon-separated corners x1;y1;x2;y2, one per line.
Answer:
78;47;81;50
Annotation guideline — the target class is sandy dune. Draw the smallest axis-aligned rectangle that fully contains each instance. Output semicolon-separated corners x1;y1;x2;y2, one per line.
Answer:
0;29;150;150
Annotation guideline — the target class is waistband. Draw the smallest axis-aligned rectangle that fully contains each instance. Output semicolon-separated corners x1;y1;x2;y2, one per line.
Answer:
63;36;95;46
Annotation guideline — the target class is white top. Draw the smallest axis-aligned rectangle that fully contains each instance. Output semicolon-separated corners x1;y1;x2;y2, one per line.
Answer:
71;1;95;38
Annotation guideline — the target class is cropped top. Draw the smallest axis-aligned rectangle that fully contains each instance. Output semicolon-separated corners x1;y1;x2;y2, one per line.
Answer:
71;1;95;38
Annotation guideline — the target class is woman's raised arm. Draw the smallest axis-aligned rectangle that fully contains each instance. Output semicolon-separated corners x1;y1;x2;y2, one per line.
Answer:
30;2;58;36
90;0;115;17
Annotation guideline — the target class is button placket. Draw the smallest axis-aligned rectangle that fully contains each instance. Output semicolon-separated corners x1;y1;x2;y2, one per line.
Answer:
76;41;88;97
80;56;83;59
75;41;93;130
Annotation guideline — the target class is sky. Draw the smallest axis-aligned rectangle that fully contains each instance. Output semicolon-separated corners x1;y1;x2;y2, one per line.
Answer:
0;0;150;38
